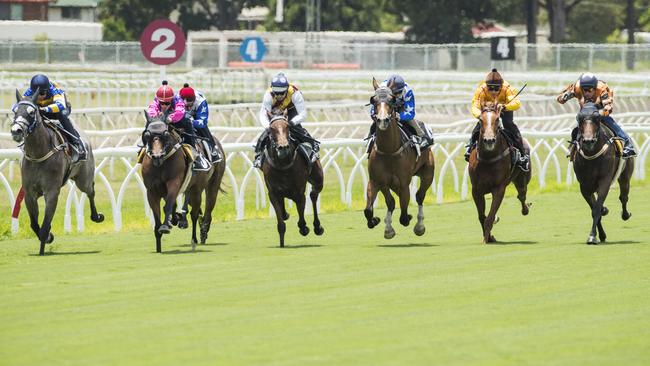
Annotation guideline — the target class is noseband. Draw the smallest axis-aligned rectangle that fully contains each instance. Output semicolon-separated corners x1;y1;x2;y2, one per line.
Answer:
12;100;41;137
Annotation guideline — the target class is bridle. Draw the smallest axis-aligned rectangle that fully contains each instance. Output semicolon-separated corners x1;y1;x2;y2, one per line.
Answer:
265;114;297;170
11;100;41;138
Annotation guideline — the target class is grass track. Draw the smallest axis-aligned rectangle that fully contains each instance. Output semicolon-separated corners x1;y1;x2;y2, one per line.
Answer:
1;187;649;365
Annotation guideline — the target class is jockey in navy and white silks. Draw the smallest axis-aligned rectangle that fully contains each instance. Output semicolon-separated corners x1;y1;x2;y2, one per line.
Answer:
253;72;319;168
22;74;87;161
178;83;220;162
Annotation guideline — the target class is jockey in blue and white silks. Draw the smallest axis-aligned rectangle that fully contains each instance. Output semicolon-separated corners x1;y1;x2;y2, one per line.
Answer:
178;83;220;162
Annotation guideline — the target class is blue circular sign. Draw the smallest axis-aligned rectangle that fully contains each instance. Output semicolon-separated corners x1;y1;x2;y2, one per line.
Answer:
239;37;267;63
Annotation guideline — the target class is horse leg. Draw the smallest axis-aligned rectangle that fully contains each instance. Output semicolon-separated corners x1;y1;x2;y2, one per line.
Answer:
38;189;61;255
580;184;607;244
593;182;611;243
147;192;163;253
189;189;202;251
269;193;286;247
309;161;324;235
380;188;396;239
175;195;190;229
200;180;221;245
471;187;488;242
414;168;434;236
483;185;507;244
619;162;633;221
514;175;531;216
159;181;181;234
76;179;104;223
398;185;412;227
364;180;380;229
295;193;310;237
24;194;47;255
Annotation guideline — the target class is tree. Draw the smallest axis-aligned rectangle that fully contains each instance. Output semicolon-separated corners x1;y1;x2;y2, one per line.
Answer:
525;0;538;44
540;0;583;43
99;0;177;41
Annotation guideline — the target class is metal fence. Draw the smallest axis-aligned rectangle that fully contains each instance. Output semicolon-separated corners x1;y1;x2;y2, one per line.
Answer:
2;41;650;72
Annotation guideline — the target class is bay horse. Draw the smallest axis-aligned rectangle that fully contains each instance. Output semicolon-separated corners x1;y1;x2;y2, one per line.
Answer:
10;89;104;256
365;78;435;239
468;102;531;244
573;102;633;244
261;110;324;247
141;112;225;252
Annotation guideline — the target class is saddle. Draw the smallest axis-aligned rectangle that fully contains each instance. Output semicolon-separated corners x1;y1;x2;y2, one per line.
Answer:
41;118;82;161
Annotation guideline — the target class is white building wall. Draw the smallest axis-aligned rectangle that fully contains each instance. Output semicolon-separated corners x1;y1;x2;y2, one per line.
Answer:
0;20;102;41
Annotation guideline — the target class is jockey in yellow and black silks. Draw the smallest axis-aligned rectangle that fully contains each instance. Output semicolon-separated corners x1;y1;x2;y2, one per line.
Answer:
22;74;86;161
253;72;320;169
465;68;529;171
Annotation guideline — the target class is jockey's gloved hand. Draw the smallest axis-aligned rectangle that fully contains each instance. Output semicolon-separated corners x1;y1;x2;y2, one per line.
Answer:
184;112;192;121
39;106;50;113
562;92;574;102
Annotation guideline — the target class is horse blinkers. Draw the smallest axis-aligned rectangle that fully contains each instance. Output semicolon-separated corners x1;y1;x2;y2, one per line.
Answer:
579;114;600;147
269;117;291;159
11;101;40;142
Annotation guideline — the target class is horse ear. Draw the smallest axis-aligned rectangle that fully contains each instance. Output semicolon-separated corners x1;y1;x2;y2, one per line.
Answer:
387;79;395;92
143;110;150;124
372;77;379;90
31;87;40;103
15;89;21;103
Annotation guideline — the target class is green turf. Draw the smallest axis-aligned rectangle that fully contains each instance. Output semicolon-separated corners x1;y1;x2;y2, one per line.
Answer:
1;186;649;366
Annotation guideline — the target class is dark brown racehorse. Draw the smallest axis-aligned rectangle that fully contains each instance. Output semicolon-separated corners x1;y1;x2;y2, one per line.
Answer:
261;110;324;247
10;89;104;255
573;103;633;244
141;113;225;252
365;78;435;239
468;102;531;244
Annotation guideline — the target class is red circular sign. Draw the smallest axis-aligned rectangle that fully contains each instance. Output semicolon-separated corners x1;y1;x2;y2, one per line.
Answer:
140;19;186;65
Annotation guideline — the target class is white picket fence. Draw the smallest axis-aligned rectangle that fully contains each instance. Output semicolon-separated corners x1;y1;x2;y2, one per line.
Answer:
1;121;649;235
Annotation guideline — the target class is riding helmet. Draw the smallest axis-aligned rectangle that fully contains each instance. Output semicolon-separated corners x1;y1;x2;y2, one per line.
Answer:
579;72;598;90
156;80;174;103
179;83;195;102
485;68;503;86
271;73;289;93
30;74;50;94
387;74;405;94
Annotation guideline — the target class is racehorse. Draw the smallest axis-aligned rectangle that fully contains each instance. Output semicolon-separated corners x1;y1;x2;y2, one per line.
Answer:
365;78;435;239
468;102;531;244
573;102;633;244
141;112;225;252
261;109;324;247
10;89;104;255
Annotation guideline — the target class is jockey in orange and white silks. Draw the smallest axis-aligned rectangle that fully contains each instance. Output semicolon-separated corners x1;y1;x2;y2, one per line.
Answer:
253;72;319;169
557;72;636;158
465;68;529;171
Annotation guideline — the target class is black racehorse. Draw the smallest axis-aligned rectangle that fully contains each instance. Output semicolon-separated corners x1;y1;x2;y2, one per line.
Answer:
10;89;104;255
573;102;634;244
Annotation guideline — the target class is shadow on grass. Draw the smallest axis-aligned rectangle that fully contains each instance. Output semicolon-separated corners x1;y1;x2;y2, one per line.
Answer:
178;242;228;247
489;240;538;245
594;240;642;245
377;243;438;248
29;250;102;256
268;244;323;249
160;249;211;255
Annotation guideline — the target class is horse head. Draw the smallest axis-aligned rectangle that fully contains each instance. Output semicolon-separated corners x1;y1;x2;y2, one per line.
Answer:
577;102;602;150
371;77;397;131
479;101;504;152
267;108;291;160
143;111;174;166
11;88;42;143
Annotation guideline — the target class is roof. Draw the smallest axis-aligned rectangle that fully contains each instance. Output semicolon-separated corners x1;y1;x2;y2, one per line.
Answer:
50;0;98;7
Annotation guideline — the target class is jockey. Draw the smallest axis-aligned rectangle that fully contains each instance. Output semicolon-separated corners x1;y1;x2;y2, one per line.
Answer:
557;72;636;158
178;83;221;162
466;68;529;171
147;81;196;147
368;74;433;147
23;74;86;162
253;72;319;168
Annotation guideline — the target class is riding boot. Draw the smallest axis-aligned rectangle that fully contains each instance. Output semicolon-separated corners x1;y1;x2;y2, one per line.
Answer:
290;124;320;165
464;122;480;162
199;126;221;162
602;116;637;158
568;126;579;161
58;112;86;162
253;130;269;169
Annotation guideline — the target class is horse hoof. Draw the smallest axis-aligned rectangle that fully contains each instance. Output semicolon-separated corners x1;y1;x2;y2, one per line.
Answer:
158;225;171;235
587;235;598;245
414;224;425;236
483;235;497;244
622;211;631;221
384;229;396;239
399;215;412;227
522;206;529;216
368;217;380;229
171;213;179;226
178;218;188;229
283;212;290;221
299;226;310;236
494;216;500;224
46;232;54;244
191;238;197;251
601;207;609;216
314;226;324;236
91;213;105;223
